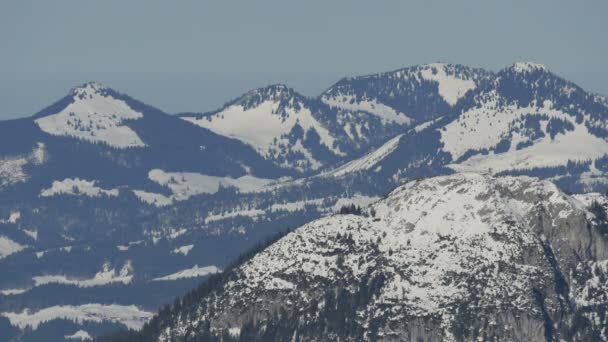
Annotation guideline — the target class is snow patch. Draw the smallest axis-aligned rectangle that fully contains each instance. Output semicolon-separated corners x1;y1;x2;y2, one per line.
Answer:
2;303;152;330
0;236;26;259
152;265;222;281
148;169;273;201
40;178;119;198
322;95;412;125
65;330;92;341
324;134;402;177
33;262;133;288
419;63;476;105
172;245;194;256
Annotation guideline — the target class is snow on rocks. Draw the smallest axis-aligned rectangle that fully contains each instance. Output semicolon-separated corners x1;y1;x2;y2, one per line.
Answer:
509;61;547;74
158;173;607;340
35;82;146;148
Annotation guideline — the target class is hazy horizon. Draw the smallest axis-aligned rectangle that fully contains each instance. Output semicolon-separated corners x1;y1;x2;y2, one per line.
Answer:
2;0;607;119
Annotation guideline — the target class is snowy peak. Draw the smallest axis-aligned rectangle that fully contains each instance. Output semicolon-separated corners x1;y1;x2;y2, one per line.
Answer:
507;61;548;74
34;82;146;148
181;86;344;173
69;81;110;99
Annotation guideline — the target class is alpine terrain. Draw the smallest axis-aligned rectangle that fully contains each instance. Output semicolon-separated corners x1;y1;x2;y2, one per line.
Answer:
1;62;608;340
104;174;608;341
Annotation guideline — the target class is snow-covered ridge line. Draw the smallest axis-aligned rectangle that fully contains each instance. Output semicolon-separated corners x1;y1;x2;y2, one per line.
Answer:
323;134;403;177
152;265;221;281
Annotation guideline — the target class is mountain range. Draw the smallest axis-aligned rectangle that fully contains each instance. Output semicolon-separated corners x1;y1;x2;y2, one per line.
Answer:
1;62;608;341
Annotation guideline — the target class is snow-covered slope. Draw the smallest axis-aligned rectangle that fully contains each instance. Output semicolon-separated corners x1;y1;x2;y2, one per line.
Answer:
142;174;608;341
181;85;344;173
322;63;490;123
319;62;608;192
35;82;146;148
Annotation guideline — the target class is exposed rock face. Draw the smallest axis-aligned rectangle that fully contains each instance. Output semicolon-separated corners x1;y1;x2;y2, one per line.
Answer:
137;174;608;341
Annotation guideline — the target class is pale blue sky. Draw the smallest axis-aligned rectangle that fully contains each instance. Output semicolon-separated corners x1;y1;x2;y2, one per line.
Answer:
1;0;607;118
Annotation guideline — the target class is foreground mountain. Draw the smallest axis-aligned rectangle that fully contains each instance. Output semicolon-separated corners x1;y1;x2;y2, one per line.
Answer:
110;173;608;342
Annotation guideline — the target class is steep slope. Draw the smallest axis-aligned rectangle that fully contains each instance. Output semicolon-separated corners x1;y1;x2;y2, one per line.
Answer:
122;173;608;341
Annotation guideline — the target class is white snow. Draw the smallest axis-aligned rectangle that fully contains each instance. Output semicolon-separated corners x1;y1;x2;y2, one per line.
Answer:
439;94;608;173
0;288;29;296
172;245;194;256
324;134;402;177
147;169;273;201
2;303;153;330
23;229;38;240
450;124;608;174
510;62;547;74
152;265;222;281
0;211;21;224
419;63;476;105
33;262;133;288
182;98;344;163
413;117;443;133
205;209;265;224
217;174;573;319
35;82;146;148
132;190;173;207
0;143;46;189
441;94;589;160
322;95;412;125
65;330;92;340
0;236;26;259
40;178;119;198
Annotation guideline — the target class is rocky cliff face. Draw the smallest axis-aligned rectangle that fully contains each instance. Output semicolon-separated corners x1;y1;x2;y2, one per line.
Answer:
135;174;608;341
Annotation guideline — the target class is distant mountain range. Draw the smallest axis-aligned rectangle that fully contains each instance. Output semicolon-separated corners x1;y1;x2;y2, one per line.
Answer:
1;62;608;341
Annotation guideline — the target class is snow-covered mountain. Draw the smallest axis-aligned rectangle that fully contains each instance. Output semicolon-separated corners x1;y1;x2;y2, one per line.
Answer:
180;85;346;173
324;62;608;193
2;62;608;340
321;63;490;121
179;82;425;174
119;173;608;341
